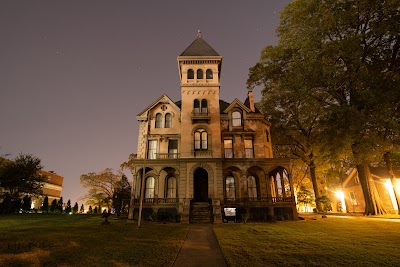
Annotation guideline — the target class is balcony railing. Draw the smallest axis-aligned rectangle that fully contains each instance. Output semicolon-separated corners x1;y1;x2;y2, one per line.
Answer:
156;153;179;159
191;111;210;123
131;198;179;205
224;196;294;204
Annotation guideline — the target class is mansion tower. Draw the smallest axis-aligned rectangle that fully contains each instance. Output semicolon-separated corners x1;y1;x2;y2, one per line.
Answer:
128;33;297;223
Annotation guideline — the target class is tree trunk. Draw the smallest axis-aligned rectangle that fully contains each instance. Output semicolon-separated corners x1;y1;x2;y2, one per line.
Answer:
384;152;400;215
310;162;323;212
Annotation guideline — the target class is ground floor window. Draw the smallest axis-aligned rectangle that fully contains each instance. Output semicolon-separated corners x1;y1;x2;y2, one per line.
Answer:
166;176;176;198
225;176;236;199
145;177;155;198
247;175;258;198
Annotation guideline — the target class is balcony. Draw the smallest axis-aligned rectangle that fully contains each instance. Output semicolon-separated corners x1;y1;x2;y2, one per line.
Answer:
191;111;210;123
156;153;179;159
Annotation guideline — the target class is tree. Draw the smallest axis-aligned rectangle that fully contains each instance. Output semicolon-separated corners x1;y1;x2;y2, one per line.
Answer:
22;195;31;212
65;199;72;214
80;204;85;213
57;197;64;213
73;202;79;214
112;174;131;215
88;205;93;214
0;154;45;212
50;199;57;212
80;168;123;211
94;206;98;214
41;196;49;213
249;0;400;215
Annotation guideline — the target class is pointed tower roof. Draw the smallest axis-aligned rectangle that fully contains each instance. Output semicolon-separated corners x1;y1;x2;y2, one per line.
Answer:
180;31;220;56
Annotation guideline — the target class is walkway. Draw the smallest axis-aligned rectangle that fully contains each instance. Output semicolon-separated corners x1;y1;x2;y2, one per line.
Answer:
173;224;227;267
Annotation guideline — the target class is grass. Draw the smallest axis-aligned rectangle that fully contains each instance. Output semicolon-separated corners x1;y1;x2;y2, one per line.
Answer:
0;214;188;267
213;216;400;267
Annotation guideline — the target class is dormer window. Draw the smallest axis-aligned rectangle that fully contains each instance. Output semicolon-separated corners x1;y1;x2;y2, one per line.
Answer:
232;111;242;127
206;69;213;79
155;113;162;128
197;69;204;79
188;69;194;79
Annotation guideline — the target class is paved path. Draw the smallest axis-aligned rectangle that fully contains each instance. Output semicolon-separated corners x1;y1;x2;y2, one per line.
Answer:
173;224;227;267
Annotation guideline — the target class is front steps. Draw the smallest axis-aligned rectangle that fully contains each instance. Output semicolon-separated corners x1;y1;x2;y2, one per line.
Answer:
190;202;213;224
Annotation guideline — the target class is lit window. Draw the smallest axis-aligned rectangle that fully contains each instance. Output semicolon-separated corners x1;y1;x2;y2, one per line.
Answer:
350;191;357;205
197;69;203;79
145;177;155;198
244;139;254;158
247;175;258;198
206;69;213;79
232;111;242;126
226;176;236;199
155;113;162;128
166;176;176;198
148;140;158;159
165;113;172;128
188;69;194;79
224;140;233;158
168;140;178;158
194;129;208;150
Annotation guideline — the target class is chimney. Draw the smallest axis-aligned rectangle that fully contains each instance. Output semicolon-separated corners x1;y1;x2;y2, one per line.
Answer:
248;90;255;112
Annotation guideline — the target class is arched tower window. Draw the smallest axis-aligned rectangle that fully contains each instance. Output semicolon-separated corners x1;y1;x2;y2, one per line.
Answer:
197;69;203;79
155;113;162;128
232;111;242;126
201;99;208;114
145;177;155;198
247;175;258;198
225;176;236;199
166;176;177;198
206;69;213;79
188;69;194;79
194;129;208;150
165;113;172;128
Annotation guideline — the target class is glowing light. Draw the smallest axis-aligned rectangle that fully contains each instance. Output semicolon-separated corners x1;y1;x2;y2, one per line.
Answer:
335;190;346;213
384;180;399;211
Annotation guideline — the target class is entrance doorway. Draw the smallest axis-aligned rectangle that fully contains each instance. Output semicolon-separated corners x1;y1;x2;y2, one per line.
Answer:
194;168;208;202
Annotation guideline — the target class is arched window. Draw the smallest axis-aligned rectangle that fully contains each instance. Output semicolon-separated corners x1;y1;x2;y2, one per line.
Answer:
206;69;213;79
145;177;155;198
188;69;194;79
165;113;172;128
201;99;208;114
197;69;203;79
225;176;236;199
194;129;208;150
247;175;258;198
232;111;242;127
276;172;283;197
166;176;176;198
155;113;162;128
194;99;200;114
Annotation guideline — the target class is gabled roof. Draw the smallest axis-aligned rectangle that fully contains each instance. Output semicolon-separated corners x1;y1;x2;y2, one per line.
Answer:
223;98;251;113
137;95;180;118
180;36;220;57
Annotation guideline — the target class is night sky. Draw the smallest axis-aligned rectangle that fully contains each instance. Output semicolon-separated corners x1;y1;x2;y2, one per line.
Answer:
0;1;292;205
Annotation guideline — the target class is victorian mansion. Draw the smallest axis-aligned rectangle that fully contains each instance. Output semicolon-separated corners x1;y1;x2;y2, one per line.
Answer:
128;33;297;223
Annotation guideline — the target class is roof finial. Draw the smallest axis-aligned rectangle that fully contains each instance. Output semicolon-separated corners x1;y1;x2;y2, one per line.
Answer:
197;30;202;38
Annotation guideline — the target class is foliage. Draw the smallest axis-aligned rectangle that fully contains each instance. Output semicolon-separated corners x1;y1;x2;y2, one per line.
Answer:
248;0;400;215
0;154;44;210
50;199;57;212
22;195;31;212
315;195;332;212
88;205;92;214
65;199;72;214
80;168;124;211
112;174;131;215
57;197;63;213
41;196;49;213
296;185;314;206
79;204;84;213
73;202;79;214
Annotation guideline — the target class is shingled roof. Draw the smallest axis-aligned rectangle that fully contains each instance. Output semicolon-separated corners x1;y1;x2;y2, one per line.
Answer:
180;35;220;57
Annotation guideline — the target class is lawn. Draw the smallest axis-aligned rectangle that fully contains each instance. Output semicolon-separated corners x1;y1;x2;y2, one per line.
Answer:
0;214;188;267
213;216;400;267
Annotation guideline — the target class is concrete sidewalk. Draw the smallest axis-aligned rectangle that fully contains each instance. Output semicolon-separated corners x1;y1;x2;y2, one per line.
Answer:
173;224;227;267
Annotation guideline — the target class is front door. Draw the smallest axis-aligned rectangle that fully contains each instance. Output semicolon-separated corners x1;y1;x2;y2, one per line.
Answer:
194;168;208;202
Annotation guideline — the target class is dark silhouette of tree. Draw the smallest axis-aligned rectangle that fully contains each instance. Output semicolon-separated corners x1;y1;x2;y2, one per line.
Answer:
22;195;31;212
65;199;72;214
73;202;79;214
80;204;85;213
41;196;49;213
94;206;98;214
50;199;57;212
57;197;64;213
112;174;131;215
88;205;93;214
